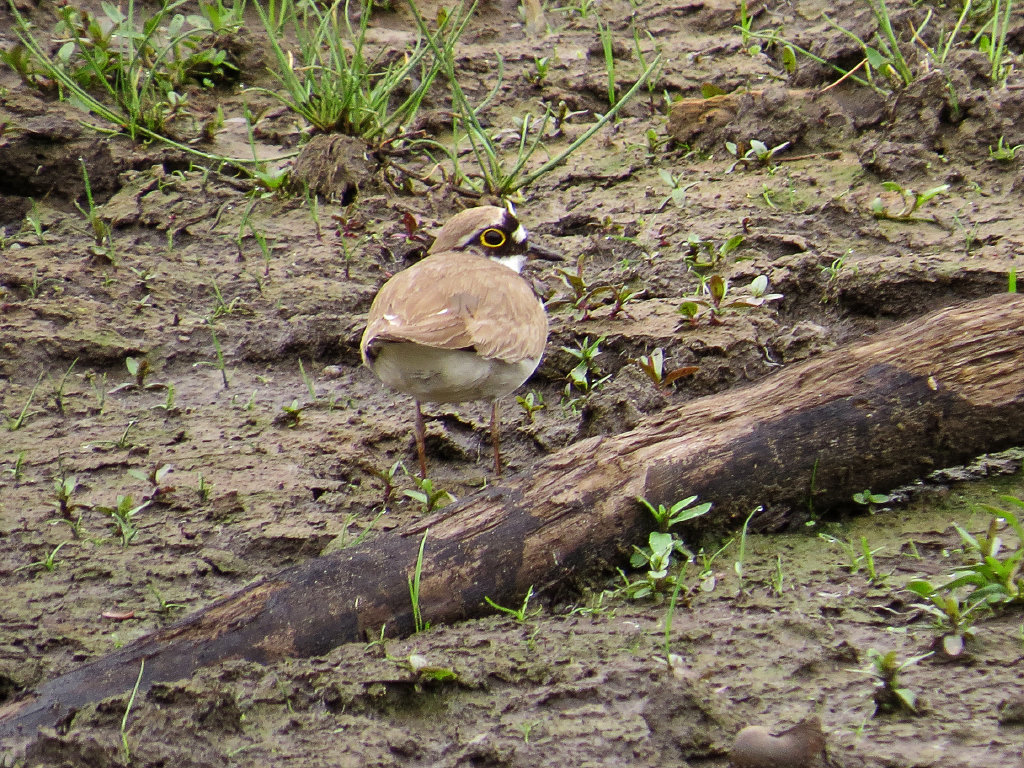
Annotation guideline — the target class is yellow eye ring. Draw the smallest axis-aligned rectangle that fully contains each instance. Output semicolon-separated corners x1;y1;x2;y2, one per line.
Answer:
480;228;506;248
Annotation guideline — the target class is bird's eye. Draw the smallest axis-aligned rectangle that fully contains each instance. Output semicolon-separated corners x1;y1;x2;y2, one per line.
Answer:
480;228;506;248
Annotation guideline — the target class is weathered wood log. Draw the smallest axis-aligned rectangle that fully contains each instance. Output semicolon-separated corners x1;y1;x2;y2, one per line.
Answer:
3;293;1024;748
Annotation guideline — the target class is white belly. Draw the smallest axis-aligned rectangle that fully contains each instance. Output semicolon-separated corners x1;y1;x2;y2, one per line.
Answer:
370;342;539;404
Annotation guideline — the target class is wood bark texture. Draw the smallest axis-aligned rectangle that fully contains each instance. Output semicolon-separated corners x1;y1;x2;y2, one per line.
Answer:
3;293;1023;746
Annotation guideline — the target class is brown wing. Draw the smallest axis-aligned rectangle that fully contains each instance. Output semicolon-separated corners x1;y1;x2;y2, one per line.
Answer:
362;252;547;365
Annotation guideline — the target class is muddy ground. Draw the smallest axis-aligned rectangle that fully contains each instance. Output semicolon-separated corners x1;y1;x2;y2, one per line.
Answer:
2;0;1024;765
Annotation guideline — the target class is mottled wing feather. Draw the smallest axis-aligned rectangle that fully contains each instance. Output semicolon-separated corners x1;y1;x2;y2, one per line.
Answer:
362;252;546;365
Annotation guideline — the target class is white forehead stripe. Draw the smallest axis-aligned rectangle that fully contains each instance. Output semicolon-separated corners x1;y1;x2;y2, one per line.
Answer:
512;224;528;243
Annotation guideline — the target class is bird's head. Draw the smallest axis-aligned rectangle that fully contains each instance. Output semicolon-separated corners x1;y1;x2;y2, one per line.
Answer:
429;204;559;272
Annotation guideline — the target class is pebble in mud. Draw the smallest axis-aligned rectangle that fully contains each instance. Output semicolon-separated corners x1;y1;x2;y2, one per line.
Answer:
730;717;827;768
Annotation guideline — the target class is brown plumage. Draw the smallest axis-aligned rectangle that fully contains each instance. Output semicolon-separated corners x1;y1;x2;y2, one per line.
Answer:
361;206;553;477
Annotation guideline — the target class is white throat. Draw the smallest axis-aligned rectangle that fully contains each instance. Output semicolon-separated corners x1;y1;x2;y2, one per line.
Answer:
491;253;527;273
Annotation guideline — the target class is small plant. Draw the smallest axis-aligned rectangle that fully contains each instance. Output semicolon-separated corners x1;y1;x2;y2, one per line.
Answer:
298;359;317;401
408;531;429;633
604;281;646;320
75;158;113;257
15;541;69;573
906;578;985;657
596;16;617;111
128;463;174;501
84;371;108;414
148;583;187;614
975;0;1015;84
6;451;27;483
524;55;550;86
515;390;545;422
374;460;405;507
623;531;694;600
109;356;166;393
684;233;744;272
863;648;931;715
404;474;455;513
275;399;305;428
725;139;790;173
52;475;88;536
853;489;891;513
637;494;712;533
209;281;247;319
677;274;783;327
485;585;540;622
820;251;854;303
121;661;145;762
196;472;213;503
737;0;760;55
989;136;1023;162
936;496;1024;607
154;382;177;414
6;373;44;430
656;169;698;210
193;328;231;389
869;181;950;222
127;265;157;292
96;494;151;546
409;0;660;197
733;507;758;594
561;335;610;411
50;359;79;415
621;495;714;601
548;256;609;321
634;348;698;391
251;0;446;139
820;533;886;583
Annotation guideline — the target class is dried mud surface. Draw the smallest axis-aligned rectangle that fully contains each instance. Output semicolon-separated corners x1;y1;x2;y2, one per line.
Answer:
2;0;1024;765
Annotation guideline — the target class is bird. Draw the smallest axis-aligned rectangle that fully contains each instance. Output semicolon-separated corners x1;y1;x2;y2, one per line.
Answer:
360;205;555;478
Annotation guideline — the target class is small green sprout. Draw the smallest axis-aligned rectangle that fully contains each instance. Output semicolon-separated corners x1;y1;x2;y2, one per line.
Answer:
677;274;783;326
989;136;1023;161
863;649;931;715
869;181;950;222
196;472;212;503
148;584;186;614
95;494;151;547
515;390;545;422
853;489;891;512
128;463;174;499
638;494;712;533
408;531;429;633
725;139;790;173
275;399;305;428
657;169;699;210
935;496;1024;607
820;533;886;583
525;55;551;86
562;335;608;393
485;585;541;622
906;579;985;657
15;541;69;573
6;373;44;430
403;475;454;513
6;451;27;482
634;348;698;391
684;233;744;272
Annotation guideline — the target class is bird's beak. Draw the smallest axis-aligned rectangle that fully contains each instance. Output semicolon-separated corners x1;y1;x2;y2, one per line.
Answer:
527;241;563;261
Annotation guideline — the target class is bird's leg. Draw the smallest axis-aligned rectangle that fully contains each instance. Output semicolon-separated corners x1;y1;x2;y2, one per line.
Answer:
414;400;428;478
490;399;502;477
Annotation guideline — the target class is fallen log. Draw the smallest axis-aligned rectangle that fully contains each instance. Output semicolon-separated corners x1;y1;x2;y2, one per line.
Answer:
3;293;1024;748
